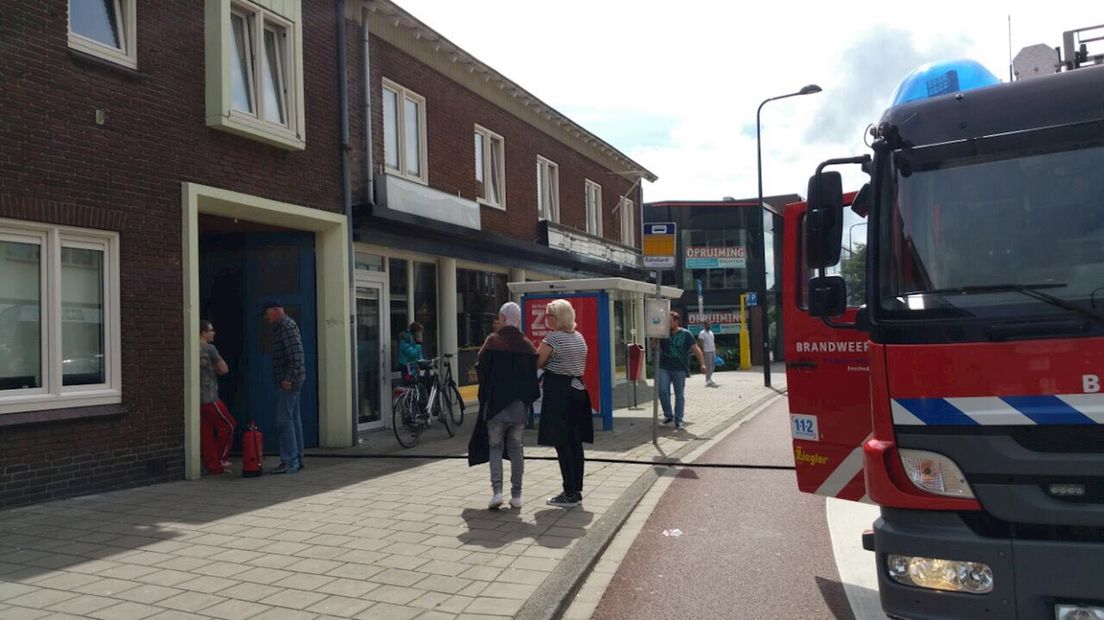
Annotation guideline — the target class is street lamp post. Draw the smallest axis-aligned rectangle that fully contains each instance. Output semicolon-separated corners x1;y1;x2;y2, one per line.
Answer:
848;221;867;256
756;84;821;388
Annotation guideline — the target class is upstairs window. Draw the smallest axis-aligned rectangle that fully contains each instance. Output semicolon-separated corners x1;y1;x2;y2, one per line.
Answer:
68;0;138;69
475;126;506;209
585;180;603;236
382;79;428;183
537;156;560;222
228;4;290;126
206;0;305;150
619;196;635;246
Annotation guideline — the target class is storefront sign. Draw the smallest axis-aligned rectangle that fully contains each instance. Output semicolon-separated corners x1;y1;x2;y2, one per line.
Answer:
688;311;741;335
684;245;746;269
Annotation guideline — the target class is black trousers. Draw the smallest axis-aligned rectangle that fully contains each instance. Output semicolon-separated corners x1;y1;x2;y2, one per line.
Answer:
555;388;587;496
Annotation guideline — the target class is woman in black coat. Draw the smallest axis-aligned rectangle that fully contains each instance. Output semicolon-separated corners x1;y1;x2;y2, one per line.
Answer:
536;299;592;508
470;302;540;509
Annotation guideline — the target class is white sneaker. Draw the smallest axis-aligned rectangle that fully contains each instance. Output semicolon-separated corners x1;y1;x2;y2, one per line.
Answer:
509;496;523;508
488;492;504;509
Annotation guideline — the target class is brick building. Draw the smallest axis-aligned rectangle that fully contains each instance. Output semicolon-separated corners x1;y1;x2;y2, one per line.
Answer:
0;0;654;506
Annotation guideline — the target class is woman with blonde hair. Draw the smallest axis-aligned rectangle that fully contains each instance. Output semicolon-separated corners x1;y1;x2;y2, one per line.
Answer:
536;299;592;507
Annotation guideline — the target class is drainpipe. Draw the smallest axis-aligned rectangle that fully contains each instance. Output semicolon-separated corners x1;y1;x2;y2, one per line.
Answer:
362;7;375;206
336;0;358;445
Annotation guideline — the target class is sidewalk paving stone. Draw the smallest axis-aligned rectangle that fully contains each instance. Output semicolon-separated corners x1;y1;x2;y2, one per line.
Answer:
0;368;783;620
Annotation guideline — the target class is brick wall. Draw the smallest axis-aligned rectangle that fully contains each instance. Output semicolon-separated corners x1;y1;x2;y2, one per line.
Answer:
355;37;638;247
0;1;343;507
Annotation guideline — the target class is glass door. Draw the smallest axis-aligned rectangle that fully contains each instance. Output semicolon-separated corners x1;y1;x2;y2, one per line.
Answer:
356;280;389;431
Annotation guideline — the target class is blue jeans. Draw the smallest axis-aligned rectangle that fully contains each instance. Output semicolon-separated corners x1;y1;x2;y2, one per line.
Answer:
277;388;304;470
658;368;687;424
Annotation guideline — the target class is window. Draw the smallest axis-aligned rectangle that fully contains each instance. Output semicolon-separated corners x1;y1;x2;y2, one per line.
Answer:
681;228;749;291
206;0;305;150
68;0;137;69
456;269;509;386
382;79;428;183
537;156;560;222
0;220;120;414
619;196;635;246
475;125;506;209
585;180;602;236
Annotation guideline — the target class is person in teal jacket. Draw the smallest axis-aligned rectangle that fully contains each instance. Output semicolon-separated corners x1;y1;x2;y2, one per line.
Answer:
398;321;424;376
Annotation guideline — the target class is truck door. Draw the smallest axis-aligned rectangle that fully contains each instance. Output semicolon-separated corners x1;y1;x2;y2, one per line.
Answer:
783;199;871;501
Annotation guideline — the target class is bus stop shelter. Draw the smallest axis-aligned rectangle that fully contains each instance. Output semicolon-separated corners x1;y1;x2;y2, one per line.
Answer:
508;278;683;430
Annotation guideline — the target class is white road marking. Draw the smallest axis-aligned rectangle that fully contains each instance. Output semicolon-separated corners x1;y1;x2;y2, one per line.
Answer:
825;497;888;620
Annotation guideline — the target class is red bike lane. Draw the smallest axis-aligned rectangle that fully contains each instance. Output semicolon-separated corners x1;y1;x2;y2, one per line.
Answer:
591;397;855;619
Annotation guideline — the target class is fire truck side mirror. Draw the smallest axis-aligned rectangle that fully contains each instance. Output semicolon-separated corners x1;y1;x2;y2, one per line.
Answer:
808;275;847;318
806;171;845;268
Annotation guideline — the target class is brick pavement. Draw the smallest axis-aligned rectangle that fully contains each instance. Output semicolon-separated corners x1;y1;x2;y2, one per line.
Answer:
0;368;786;620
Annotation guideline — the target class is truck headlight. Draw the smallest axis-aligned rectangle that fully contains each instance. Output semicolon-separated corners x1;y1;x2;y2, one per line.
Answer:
898;449;974;498
887;554;994;594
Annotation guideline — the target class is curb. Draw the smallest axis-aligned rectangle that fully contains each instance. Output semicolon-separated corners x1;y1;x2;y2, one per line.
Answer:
515;387;787;620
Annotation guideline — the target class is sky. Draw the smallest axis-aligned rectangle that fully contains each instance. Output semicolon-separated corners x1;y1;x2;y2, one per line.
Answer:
391;1;1100;204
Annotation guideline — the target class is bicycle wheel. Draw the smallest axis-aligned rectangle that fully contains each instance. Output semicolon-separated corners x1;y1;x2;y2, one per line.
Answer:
447;381;465;427
392;392;422;448
435;387;455;438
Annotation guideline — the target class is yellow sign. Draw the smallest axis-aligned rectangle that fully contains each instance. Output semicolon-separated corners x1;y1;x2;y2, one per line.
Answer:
642;236;675;256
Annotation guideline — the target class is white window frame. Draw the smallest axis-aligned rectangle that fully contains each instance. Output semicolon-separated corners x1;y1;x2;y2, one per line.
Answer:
0;219;121;415
206;0;305;151
537;156;560;222
67;0;138;70
475;125;507;210
585;179;603;236
382;78;429;185
619;196;636;246
227;3;293;130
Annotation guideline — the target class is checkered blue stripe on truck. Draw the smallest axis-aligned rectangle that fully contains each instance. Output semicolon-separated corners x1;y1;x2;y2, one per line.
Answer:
891;394;1104;425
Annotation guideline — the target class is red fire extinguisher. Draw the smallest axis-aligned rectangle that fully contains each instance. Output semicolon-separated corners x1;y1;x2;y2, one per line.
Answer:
242;421;263;477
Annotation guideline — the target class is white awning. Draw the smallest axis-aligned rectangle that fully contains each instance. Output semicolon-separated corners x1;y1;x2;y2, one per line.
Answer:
508;277;682;300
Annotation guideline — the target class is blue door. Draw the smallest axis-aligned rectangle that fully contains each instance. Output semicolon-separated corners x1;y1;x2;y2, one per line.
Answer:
244;233;318;451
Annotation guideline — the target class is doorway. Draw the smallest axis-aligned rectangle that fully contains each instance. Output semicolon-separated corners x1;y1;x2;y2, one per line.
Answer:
199;222;319;452
355;276;390;432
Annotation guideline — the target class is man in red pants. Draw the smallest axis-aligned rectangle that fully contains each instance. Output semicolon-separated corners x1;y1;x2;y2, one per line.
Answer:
199;320;236;474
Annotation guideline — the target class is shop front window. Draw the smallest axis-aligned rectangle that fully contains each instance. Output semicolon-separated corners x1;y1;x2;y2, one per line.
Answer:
682;228;748;291
389;258;408;371
413;261;437;358
456;268;508;386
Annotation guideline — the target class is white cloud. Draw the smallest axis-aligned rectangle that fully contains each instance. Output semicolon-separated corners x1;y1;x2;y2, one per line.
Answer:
394;1;1099;201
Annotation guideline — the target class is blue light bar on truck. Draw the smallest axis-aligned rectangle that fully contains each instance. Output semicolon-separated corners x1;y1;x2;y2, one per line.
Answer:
890;59;1001;106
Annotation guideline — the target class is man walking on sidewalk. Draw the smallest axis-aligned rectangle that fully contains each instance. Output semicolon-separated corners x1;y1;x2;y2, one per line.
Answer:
262;300;305;474
698;322;718;387
658;311;707;429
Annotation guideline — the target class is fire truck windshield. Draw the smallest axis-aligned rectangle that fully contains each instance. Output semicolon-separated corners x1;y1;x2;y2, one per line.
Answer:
877;127;1104;325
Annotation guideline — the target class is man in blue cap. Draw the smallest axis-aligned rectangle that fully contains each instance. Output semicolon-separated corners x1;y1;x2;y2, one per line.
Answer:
261;300;305;474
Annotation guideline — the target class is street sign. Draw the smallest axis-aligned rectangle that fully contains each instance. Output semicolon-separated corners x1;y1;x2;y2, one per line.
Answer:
642;222;676;270
746;291;758;307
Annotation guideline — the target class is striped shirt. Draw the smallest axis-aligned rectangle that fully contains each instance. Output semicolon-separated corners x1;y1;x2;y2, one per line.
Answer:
542;330;588;390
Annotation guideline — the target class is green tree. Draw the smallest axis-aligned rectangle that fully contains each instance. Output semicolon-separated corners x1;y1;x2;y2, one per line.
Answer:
841;243;866;306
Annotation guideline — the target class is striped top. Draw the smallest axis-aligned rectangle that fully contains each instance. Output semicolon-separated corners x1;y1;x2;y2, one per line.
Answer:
542;330;588;390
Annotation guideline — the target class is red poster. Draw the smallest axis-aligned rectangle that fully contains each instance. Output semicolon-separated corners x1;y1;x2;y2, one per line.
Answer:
525;296;601;415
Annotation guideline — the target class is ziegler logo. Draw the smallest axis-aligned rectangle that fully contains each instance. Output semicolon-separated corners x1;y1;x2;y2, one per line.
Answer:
1086;375;1101;394
793;447;829;466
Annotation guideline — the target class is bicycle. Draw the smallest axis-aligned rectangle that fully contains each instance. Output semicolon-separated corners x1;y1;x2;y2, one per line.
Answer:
392;357;457;448
438;353;466;427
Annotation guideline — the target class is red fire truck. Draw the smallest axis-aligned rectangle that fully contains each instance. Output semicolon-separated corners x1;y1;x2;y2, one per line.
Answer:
785;27;1104;619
